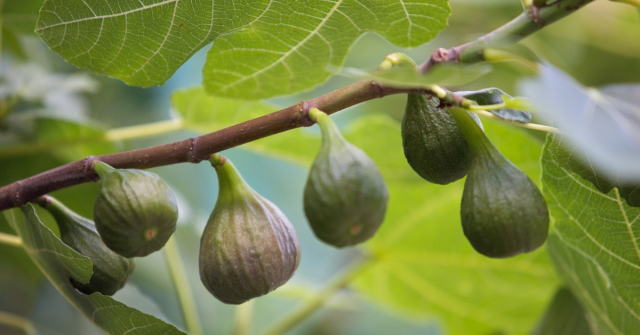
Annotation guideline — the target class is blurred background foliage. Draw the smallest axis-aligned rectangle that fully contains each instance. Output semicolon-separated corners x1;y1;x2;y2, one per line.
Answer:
0;0;638;334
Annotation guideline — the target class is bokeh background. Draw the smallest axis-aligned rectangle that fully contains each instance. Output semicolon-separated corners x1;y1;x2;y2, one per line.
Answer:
1;1;638;334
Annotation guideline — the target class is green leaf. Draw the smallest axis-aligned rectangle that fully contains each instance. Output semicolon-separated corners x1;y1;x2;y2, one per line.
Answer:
35;0;271;87
521;65;640;182
0;117;118;160
542;134;640;335
2;0;44;34
368;64;490;90
349;116;558;334
3;205;187;335
547;135;640;208
202;0;451;99
35;0;450;93
531;287;594;335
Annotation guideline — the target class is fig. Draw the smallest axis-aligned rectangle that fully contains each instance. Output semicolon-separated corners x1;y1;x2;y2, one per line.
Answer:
199;154;300;304
93;161;178;258
402;93;482;185
303;109;389;248
449;108;549;258
38;196;135;295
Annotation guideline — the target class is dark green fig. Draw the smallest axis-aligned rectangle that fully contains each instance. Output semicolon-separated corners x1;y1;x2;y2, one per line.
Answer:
449;108;549;258
303;109;389;248
93;161;178;258
199;154;300;305
38;196;135;295
402;93;483;185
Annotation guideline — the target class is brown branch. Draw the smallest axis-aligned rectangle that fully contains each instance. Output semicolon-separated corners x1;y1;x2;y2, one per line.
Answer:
418;0;595;73
0;0;597;212
0;80;410;211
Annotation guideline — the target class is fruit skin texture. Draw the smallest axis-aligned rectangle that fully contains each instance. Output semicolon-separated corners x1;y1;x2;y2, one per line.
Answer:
450;108;549;258
200;155;300;305
93;162;178;258
303;111;389;248
41;196;135;295
402;93;482;185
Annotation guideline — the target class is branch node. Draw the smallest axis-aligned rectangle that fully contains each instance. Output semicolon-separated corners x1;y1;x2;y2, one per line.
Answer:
187;137;204;163
370;81;386;99
298;101;315;127
84;156;100;182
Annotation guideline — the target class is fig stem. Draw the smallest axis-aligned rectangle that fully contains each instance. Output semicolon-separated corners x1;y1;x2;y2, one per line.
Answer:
209;153;227;168
92;161;115;178
0;232;22;248
260;257;373;335
163;236;204;335
307;108;325;123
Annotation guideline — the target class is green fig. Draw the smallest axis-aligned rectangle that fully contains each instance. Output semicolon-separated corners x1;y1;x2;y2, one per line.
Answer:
449;108;549;258
402;93;483;185
93;161;178;258
199;154;300;304
38;196;135;295
303;109;389;248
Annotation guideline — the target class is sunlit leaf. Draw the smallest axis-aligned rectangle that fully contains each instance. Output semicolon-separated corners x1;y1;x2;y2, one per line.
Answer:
203;0;451;99
542;134;640;335
35;0;450;94
3;205;187;335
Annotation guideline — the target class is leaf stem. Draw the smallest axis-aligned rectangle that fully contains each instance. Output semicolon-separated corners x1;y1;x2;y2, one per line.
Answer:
260;257;373;335
467;109;561;133
232;300;254;335
163;236;204;335
0;232;22;247
0;311;35;334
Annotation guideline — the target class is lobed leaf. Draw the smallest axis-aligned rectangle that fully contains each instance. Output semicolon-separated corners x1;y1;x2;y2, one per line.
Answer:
542;134;640;335
203;0;451;99
3;205;187;335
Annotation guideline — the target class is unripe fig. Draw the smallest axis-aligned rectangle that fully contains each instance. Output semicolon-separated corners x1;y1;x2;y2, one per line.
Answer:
449;108;549;258
93;161;178;258
199;154;300;304
402;93;482;185
38;196;135;295
303;109;389;248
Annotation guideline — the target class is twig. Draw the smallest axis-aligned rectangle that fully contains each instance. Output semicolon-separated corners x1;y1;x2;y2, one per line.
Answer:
0;79;409;211
418;0;595;72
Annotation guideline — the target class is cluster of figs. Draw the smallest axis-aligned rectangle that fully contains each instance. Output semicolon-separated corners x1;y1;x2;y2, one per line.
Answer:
36;88;549;304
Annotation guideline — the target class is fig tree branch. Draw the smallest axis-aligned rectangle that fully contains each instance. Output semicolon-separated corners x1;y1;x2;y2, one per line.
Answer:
0;0;592;211
418;0;595;72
